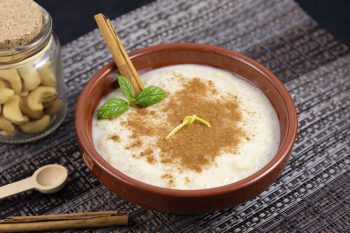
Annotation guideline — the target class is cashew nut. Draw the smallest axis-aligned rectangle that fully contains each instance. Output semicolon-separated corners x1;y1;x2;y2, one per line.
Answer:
19;91;29;97
0;117;16;136
18;64;41;91
0;80;15;104
45;98;64;116
27;86;57;111
3;95;28;124
38;62;56;87
0;79;10;88
0;69;22;94
19;97;44;119
19;115;51;133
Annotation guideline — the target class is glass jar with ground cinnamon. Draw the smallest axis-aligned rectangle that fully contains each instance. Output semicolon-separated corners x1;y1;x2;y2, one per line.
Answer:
0;0;66;143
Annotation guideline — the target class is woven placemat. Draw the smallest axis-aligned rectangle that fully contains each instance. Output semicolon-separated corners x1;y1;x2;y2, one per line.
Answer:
1;0;349;232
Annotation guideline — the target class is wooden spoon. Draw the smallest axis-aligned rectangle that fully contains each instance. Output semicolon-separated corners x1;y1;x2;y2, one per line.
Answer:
0;164;68;199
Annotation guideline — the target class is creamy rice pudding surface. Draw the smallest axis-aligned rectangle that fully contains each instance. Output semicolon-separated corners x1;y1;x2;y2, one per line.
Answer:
92;64;280;190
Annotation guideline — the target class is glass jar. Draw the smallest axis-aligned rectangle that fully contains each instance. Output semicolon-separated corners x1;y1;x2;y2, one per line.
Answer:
0;7;66;143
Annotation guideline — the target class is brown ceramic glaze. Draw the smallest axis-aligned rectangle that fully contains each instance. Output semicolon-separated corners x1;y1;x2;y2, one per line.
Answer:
75;43;298;214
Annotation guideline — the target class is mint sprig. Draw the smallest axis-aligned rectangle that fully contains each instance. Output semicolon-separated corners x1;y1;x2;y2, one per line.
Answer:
118;75;136;102
134;86;166;107
96;75;166;119
97;98;129;119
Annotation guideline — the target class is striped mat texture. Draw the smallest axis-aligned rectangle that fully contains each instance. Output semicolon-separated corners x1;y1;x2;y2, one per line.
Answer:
0;0;349;232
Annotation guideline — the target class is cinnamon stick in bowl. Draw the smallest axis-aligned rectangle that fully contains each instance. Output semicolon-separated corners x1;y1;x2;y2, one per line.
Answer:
94;13;144;95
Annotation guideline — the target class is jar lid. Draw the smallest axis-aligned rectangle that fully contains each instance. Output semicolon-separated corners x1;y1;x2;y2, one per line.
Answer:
0;0;43;50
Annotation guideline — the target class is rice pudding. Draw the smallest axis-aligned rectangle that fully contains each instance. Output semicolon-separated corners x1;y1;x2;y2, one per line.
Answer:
92;64;280;190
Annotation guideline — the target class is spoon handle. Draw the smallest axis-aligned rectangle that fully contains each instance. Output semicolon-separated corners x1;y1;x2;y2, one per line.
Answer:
0;177;34;199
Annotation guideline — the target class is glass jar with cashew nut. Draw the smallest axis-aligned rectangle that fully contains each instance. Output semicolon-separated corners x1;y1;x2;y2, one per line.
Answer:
0;6;66;143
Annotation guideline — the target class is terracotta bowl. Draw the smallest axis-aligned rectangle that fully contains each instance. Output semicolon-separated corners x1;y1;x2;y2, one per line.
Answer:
75;43;298;214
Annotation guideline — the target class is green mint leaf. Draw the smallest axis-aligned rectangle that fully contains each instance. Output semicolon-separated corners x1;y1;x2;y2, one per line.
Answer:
134;86;166;107
97;98;129;119
118;75;135;101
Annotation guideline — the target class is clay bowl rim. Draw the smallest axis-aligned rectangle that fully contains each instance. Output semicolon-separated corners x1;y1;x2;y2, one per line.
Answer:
75;43;298;198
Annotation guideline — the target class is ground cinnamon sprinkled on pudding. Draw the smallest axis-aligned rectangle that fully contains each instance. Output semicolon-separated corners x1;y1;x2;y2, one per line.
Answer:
161;173;175;186
207;80;218;95
124;76;246;172
142;148;156;164
132;148;156;164
126;139;142;149
121;109;155;140
146;156;156;164
108;134;120;142
161;173;173;179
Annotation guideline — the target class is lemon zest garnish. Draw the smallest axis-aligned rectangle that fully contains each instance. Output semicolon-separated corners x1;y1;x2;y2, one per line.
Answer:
192;116;212;127
165;121;188;140
165;114;212;139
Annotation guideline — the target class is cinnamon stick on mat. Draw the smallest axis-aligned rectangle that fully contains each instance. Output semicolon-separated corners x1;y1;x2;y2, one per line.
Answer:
0;211;128;232
94;13;144;95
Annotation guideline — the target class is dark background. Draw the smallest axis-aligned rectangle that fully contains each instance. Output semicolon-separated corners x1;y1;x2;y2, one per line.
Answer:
36;0;350;47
